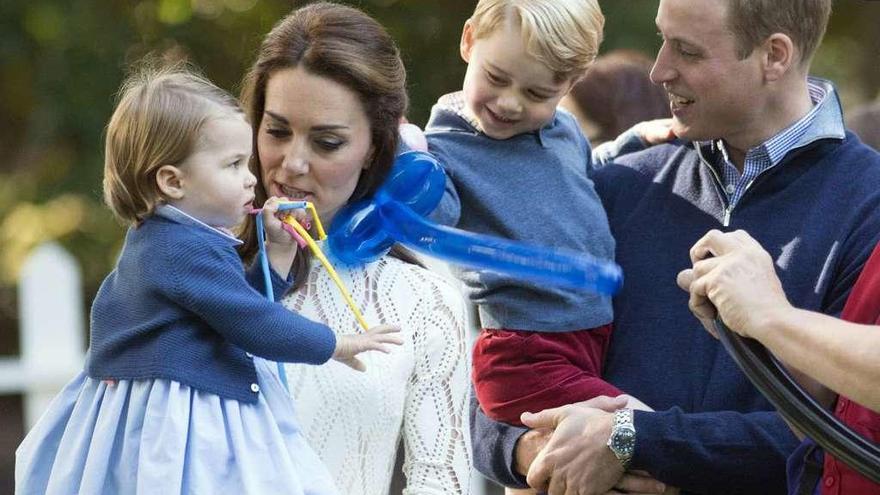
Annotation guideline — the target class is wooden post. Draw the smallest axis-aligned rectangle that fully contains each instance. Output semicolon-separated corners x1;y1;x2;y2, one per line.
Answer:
18;242;85;428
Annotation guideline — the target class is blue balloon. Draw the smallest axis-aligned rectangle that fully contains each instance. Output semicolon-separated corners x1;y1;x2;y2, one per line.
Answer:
327;150;623;294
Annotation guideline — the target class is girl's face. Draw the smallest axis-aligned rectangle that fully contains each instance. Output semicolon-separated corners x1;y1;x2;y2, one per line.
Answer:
258;66;374;225
171;114;256;228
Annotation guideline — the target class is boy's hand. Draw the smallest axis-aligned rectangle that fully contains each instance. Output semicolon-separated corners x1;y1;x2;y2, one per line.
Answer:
332;324;403;371
633;118;676;145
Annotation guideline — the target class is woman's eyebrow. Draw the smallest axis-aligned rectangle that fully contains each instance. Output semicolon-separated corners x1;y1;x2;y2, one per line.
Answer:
264;110;288;124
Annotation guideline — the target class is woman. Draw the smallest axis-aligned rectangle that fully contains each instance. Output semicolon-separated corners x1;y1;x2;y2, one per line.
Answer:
239;3;472;494
678;229;880;494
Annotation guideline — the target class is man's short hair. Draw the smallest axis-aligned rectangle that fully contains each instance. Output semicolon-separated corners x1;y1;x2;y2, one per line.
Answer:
469;0;604;80
726;0;832;65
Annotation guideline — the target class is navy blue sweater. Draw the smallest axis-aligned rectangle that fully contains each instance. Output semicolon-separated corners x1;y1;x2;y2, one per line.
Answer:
86;206;336;403
471;96;880;492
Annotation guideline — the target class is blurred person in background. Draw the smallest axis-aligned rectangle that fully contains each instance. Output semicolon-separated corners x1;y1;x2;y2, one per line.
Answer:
560;49;672;145
847;98;880;151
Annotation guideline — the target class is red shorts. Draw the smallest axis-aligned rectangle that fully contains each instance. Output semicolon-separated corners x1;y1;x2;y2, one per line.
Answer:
472;325;623;426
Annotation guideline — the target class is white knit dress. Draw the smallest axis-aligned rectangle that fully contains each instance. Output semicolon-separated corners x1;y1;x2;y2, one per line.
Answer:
282;255;472;495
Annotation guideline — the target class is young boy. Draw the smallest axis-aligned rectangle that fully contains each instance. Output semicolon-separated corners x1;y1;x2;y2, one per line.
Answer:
426;0;649;429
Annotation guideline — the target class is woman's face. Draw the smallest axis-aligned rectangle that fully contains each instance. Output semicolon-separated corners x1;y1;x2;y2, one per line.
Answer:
258;66;374;224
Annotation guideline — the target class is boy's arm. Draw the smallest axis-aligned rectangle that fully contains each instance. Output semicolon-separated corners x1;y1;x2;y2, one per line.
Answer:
425;142;462;227
592;128;646;168
591;119;676;168
469;389;532;488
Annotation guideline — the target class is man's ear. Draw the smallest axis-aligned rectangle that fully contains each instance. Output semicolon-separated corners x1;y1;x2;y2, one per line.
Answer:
460;20;476;63
156;165;186;199
762;33;796;82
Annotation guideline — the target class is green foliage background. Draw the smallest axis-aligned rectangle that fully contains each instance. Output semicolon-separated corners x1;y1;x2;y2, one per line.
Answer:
0;0;878;342
0;0;877;491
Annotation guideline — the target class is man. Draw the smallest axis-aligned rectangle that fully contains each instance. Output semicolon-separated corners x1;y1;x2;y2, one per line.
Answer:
471;0;880;493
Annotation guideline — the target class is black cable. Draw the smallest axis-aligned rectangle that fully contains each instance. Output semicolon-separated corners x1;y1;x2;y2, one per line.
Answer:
714;318;880;483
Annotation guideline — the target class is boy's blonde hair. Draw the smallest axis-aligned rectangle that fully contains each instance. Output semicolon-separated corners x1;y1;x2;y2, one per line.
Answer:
103;63;244;226
469;0;604;80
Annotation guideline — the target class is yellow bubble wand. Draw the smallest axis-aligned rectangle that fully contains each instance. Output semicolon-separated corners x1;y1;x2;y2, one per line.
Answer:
272;201;370;331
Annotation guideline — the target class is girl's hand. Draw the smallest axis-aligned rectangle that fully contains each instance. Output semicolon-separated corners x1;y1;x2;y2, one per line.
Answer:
332;324;403;371
261;196;306;278
262;196;306;246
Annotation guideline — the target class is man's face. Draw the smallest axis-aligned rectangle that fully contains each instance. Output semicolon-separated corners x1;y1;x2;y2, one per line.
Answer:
651;0;765;144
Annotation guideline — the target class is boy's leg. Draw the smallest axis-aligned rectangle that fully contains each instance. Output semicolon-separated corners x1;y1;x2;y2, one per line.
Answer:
472;325;623;426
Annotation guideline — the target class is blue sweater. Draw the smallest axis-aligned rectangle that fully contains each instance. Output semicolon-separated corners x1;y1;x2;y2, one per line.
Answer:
471;84;880;494
86;206;336;403
426;92;615;331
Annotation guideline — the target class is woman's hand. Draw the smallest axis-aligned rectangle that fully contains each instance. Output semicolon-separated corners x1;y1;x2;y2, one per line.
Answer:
333;324;403;371
677;229;793;340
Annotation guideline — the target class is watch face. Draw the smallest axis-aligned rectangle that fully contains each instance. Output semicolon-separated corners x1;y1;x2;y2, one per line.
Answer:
612;428;635;455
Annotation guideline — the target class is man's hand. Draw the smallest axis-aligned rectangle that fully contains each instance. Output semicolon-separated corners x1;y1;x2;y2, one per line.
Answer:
520;396;627;495
514;428;552;477
606;471;671;494
677;229;793;340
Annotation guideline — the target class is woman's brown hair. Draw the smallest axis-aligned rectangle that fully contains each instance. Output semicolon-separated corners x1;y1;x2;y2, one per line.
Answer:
239;2;420;290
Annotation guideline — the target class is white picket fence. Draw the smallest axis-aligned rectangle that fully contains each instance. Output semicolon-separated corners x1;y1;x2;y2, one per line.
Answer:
1;243;491;494
0;242;86;429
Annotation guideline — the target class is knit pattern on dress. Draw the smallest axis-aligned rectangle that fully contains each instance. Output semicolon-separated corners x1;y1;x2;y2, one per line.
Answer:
282;255;472;495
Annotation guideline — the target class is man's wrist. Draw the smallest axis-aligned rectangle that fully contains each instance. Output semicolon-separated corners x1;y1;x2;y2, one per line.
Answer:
607;408;636;468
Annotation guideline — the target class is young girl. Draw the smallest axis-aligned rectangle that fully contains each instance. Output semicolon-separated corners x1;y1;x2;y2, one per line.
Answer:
15;66;401;495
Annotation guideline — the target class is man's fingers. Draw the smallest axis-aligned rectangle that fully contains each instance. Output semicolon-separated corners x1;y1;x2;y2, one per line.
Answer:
546;470;566;495
525;450;552;492
520;405;567;429
580;394;628;412
676;269;694;292
615;473;666;494
688;289;717;321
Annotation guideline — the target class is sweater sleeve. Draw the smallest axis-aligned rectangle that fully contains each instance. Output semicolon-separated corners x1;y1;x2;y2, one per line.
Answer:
169;239;336;364
591;127;649;169
470;389;531;489
401;276;471;494
426;141;462;227
632;408;799;494
244;258;293;302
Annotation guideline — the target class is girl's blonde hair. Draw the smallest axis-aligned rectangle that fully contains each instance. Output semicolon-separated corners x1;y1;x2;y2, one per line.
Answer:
469;0;604;80
103;63;243;226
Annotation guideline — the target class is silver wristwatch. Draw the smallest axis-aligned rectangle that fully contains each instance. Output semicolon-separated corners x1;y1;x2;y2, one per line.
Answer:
607;408;636;467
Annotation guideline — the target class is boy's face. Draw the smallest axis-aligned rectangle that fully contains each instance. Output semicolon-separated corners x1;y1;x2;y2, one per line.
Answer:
172;114;257;228
460;19;575;140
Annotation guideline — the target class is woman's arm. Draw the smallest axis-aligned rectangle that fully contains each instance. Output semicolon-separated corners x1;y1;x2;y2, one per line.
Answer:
401;274;472;494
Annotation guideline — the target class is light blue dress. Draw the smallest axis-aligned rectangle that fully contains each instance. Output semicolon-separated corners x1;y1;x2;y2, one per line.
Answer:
16;356;339;495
